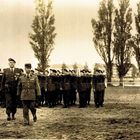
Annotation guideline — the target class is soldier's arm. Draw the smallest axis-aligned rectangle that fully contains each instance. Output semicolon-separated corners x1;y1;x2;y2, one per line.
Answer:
17;77;22;96
35;76;41;96
1;69;6;91
92;76;96;91
104;76;107;88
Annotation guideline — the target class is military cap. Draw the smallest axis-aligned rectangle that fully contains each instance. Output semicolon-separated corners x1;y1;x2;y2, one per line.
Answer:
95;66;104;73
63;69;68;72
72;70;76;73
50;69;57;73
80;69;85;73
45;69;49;73
85;69;91;73
25;63;32;68
8;58;16;63
31;70;34;73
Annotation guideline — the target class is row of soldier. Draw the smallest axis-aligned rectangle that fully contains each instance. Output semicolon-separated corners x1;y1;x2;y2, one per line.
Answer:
0;58;106;125
0;66;106;109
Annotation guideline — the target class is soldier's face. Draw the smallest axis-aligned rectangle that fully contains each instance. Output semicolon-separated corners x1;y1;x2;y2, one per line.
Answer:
9;61;15;68
25;68;31;74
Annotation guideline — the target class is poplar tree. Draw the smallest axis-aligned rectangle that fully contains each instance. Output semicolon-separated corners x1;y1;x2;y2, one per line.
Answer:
29;0;56;74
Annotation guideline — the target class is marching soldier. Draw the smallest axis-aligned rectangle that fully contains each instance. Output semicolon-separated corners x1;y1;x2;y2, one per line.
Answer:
17;63;41;125
92;67;106;108
1;58;22;121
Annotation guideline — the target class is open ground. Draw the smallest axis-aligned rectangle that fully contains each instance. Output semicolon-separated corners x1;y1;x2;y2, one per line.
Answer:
0;87;139;140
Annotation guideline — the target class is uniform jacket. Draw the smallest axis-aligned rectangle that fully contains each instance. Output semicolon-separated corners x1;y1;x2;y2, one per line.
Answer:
47;76;56;92
62;75;71;91
1;68;22;90
92;74;106;91
77;76;92;92
17;74;41;100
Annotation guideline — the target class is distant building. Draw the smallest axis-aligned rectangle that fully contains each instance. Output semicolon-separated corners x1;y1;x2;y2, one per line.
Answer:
112;64;138;78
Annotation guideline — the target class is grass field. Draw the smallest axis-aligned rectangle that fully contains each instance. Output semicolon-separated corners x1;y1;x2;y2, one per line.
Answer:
0;87;139;140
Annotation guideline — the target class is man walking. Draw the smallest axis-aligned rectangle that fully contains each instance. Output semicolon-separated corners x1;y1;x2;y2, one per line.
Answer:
1;58;22;120
17;63;41;125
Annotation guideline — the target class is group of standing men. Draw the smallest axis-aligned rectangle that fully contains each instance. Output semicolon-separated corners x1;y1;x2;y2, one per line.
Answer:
0;58;106;125
0;58;40;125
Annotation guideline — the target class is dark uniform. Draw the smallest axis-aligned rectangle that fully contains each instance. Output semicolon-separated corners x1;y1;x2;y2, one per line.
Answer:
69;70;77;105
55;72;63;105
1;58;22;120
17;64;41;125
85;71;92;105
62;71;71;108
0;72;5;107
37;74;47;106
47;74;57;108
77;70;92;108
92;71;106;108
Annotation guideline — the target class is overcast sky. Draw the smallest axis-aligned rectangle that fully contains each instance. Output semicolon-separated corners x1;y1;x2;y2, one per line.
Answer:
0;0;138;69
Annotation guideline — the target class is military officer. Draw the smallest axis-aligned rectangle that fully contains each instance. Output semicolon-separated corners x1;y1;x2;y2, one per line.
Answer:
17;63;41;125
1;58;22;120
92;67;106;108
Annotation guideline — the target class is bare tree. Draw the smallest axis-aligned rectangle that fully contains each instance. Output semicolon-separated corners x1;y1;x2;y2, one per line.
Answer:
132;2;140;72
113;0;133;85
91;0;114;83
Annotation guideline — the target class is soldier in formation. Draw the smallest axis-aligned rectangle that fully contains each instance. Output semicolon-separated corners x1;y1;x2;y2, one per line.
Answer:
92;67;106;108
77;69;92;108
0;72;5;107
0;65;107;109
37;73;47;107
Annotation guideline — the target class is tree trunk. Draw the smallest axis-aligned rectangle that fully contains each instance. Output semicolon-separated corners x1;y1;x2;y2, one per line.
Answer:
119;77;123;86
106;63;112;85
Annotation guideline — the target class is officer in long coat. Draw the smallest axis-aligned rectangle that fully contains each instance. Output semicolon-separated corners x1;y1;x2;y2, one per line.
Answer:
17;63;41;125
92;67;106;108
1;58;22;121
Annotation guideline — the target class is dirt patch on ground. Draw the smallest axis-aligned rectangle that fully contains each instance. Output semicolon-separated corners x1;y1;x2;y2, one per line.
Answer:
0;87;140;139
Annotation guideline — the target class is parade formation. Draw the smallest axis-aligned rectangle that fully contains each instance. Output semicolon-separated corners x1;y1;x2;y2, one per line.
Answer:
0;58;106;125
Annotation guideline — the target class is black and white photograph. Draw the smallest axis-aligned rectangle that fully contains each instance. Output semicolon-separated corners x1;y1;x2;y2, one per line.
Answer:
0;0;140;139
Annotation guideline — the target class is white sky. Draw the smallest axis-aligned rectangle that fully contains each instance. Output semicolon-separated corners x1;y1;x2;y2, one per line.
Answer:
0;0;138;69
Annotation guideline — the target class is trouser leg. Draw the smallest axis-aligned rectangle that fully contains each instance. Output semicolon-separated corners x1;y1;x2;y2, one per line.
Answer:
22;101;29;124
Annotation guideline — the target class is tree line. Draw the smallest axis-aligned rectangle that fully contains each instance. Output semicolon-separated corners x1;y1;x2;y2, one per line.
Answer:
91;0;140;85
29;0;140;85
